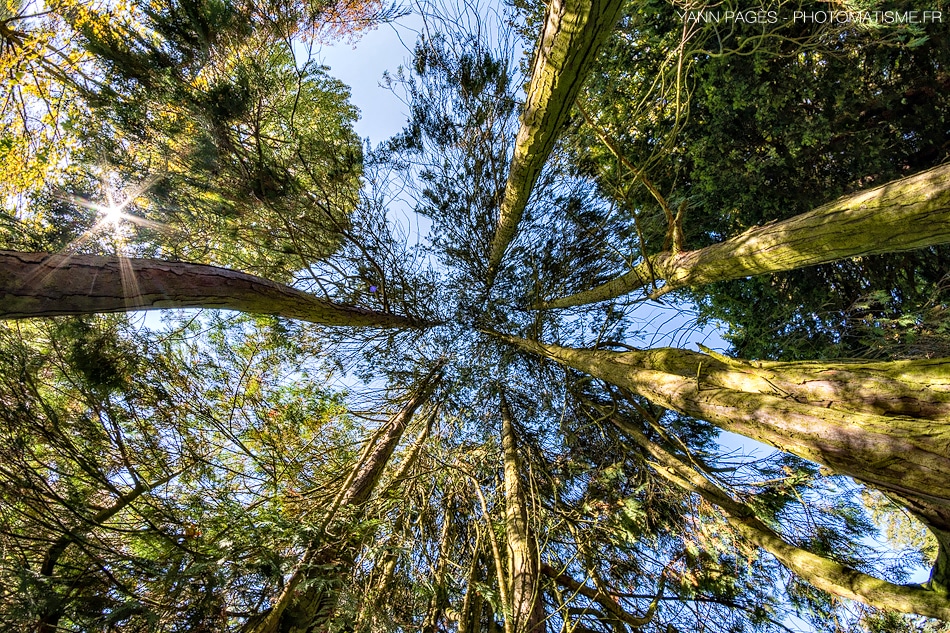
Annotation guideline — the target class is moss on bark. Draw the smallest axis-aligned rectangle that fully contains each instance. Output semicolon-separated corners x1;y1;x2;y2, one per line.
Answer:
616;416;950;620
538;163;950;308
496;334;950;535
487;0;625;282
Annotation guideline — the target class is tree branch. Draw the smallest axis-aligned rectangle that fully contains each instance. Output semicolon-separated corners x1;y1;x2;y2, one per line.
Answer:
541;562;662;628
536;162;950;308
0;251;429;328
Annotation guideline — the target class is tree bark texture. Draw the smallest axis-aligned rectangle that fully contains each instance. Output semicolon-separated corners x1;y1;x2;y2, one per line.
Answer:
496;335;950;536
500;395;546;633
0;251;422;328
614;416;950;620
486;0;625;282
538;162;950;308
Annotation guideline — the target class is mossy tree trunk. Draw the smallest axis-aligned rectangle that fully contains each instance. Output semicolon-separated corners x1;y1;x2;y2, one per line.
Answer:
486;0;625;282
537;163;950;308
495;334;950;599
500;394;546;633
0;251;425;328
612;415;950;620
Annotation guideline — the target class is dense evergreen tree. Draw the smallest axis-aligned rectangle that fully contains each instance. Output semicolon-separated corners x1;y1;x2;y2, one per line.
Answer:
552;0;950;360
2;0;950;630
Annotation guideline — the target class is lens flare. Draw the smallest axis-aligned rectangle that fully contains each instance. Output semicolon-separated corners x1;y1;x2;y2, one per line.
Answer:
97;202;126;228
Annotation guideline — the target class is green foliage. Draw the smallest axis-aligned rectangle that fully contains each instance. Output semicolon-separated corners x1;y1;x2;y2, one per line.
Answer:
2;0;365;285
0;314;362;631
686;9;950;356
386;26;520;287
863;490;940;567
56;318;140;392
561;0;950;360
2;0;950;631
72;0;362;277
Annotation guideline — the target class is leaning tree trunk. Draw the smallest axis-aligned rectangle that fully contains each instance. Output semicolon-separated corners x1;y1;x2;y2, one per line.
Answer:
536;162;950;308
246;365;443;633
0;251;426;327
494;334;950;579
486;0;625;282
355;412;435;631
613;414;950;620
500;394;546;633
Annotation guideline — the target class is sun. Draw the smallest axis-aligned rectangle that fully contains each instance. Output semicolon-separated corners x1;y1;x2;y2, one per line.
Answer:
68;189;131;234
52;175;171;257
64;175;163;238
90;186;135;229
97;202;126;228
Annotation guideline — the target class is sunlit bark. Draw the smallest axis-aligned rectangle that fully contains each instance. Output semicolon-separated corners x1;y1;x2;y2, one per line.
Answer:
500;394;546;633
495;333;950;582
486;0;625;282
614;415;950;619
537;163;950;308
0;251;425;328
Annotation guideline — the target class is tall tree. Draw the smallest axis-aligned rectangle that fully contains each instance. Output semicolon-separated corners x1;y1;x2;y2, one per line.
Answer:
4;0;950;630
0;314;366;631
500;393;546;633
486;0;625;283
494;334;950;611
536;163;950;307
552;0;950;359
246;363;443;633
612;410;950;621
0;251;427;327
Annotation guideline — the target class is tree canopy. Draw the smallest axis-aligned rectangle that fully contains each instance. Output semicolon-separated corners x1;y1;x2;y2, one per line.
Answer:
2;0;950;631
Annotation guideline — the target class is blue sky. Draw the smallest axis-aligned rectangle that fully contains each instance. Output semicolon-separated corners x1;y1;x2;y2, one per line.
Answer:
310;7;932;626
317;19;423;143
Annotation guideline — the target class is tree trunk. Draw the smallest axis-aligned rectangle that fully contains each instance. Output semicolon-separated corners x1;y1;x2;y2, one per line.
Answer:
500;394;546;633
0;251;426;328
536;162;950;308
356;413;435;631
613;415;950;619
486;0;625;282
494;334;950;547
422;497;454;633
458;541;484;633
246;365;443;633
